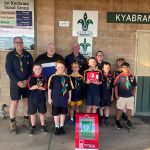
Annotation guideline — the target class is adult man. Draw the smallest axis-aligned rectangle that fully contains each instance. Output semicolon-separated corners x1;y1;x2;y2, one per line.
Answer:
35;43;64;79
5;37;33;134
65;43;87;75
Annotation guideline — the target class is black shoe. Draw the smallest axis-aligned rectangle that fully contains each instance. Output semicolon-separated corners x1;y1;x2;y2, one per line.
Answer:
54;127;60;135
126;121;135;129
115;121;123;129
41;126;48;135
29;127;35;136
122;113;128;121
60;126;65;134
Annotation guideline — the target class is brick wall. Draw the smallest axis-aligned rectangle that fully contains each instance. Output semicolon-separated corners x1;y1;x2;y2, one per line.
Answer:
54;0;150;71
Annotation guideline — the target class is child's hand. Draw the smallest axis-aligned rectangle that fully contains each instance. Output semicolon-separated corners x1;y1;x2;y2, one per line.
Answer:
30;85;39;90
111;96;114;102
48;98;53;105
86;80;91;84
94;81;101;85
68;98;71;104
116;96;119;100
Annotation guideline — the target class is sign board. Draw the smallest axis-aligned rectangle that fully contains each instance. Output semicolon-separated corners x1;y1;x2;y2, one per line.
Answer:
75;113;99;150
0;0;34;50
73;10;98;37
107;12;150;24
78;37;92;58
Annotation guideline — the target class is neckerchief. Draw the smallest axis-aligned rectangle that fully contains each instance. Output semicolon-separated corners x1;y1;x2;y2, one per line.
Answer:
61;75;67;96
15;53;24;72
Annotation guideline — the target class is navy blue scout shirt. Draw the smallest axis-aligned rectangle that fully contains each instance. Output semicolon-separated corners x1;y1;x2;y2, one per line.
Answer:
48;74;74;107
101;73;114;100
70;73;84;101
114;72;137;98
114;70;122;79
65;53;87;75
28;75;47;103
84;69;102;96
35;53;64;79
5;49;33;84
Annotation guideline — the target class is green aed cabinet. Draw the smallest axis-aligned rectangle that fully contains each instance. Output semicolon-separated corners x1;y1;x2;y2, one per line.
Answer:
136;76;150;113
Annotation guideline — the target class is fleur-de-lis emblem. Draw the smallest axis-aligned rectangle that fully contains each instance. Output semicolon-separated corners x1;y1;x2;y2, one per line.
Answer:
77;12;93;31
79;38;91;51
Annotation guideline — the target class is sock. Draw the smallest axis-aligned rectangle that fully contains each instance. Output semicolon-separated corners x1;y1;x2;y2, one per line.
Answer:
24;116;29;119
10;118;16;122
116;120;120;124
32;126;35;129
60;124;64;127
55;125;59;128
41;125;45;128
105;116;109;120
71;118;74;121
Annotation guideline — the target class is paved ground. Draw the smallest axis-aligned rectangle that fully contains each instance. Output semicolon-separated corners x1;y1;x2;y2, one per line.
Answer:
0;116;150;150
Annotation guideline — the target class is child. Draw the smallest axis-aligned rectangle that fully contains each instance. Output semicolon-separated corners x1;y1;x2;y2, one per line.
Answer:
114;62;137;129
114;58;127;120
95;51;105;71
68;62;84;126
48;60;73;135
114;58;125;78
84;57;102;113
28;63;48;136
100;62;114;126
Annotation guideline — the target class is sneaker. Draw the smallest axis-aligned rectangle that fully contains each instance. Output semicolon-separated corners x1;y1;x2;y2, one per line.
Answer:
126;121;135;129
60;126;65;134
24;118;30;129
29;127;35;136
54;127;60;135
68;119;74;126
41;126;48;135
115;121;123;129
122;113;128;121
10;121;18;134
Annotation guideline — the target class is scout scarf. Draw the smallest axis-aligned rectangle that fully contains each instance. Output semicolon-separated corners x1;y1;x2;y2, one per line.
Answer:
61;76;67;96
15;54;24;72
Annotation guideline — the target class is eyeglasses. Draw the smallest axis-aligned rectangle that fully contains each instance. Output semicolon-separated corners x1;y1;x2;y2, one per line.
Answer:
15;41;23;44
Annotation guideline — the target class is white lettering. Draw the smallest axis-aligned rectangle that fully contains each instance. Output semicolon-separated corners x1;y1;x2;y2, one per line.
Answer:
126;14;131;21
142;15;148;22
137;15;142;22
116;14;120;21
132;14;137;22
121;14;126;21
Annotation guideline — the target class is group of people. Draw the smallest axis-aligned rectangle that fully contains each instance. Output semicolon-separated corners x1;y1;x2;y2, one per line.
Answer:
5;36;137;136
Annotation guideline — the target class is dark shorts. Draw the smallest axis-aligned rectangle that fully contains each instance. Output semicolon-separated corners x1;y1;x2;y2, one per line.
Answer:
10;83;29;100
100;99;111;107
86;95;100;106
28;102;47;115
52;105;68;116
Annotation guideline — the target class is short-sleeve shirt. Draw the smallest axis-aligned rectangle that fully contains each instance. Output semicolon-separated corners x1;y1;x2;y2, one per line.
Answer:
114;72;137;98
48;73;74;107
101;73;114;100
70;73;84;101
84;69;102;96
28;75;47;103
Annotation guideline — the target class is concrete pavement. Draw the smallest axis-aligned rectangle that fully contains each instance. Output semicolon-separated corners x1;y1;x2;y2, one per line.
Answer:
0;117;150;150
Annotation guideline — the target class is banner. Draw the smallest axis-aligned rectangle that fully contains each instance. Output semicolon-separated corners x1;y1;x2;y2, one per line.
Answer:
73;10;98;37
78;37;92;58
75;113;99;150
0;0;34;50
